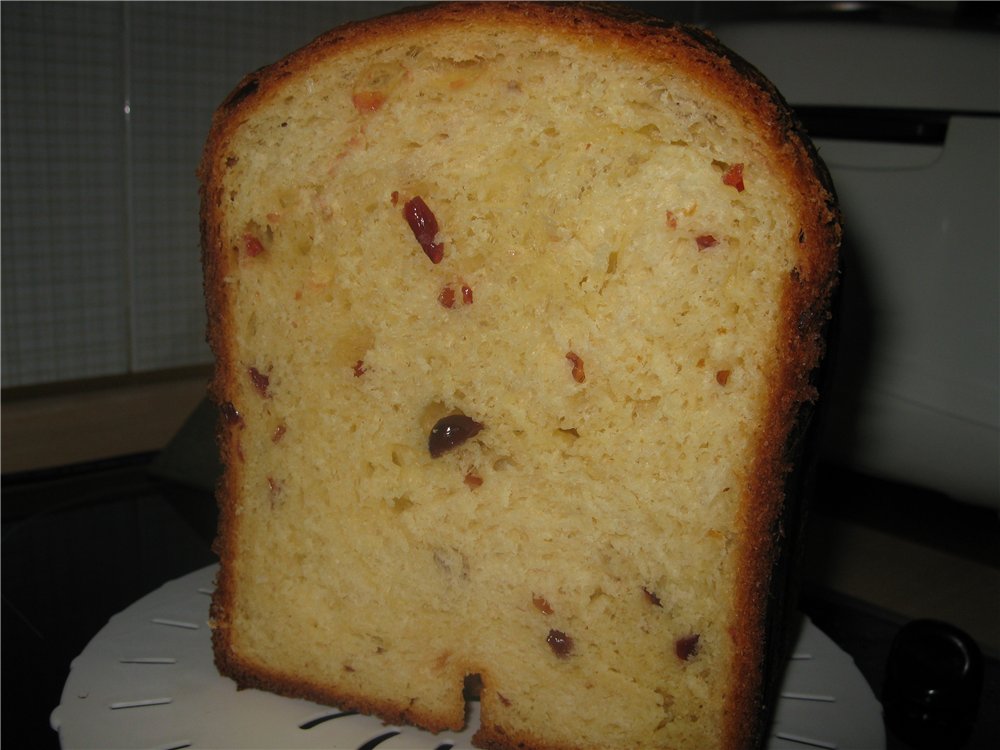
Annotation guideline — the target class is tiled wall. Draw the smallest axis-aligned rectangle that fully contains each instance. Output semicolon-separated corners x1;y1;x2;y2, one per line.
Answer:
1;2;413;388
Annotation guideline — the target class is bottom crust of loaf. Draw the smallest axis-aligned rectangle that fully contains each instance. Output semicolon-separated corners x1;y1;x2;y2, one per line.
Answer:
213;630;467;734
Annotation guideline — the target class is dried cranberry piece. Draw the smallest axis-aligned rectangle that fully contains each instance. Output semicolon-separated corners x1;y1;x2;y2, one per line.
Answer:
464;471;484;488
243;233;265;257
428;414;484;458
722;163;745;192
695;235;718;251
248;366;270;397
352;91;386;113
675;633;700;661
533;595;554;615
566;351;586;383
438;286;456;308
220;401;242;426
547;629;574;658
403;196;444;263
353;360;366;377
715;370;731;386
440;283;473;308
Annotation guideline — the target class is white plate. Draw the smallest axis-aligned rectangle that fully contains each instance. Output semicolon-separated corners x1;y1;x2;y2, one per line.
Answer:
51;565;885;750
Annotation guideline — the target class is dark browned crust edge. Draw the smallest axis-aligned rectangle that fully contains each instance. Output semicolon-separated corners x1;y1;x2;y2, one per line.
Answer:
698;25;841;750
199;4;841;750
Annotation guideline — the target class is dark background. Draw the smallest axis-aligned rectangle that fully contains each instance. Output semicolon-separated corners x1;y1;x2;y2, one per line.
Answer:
4;2;998;749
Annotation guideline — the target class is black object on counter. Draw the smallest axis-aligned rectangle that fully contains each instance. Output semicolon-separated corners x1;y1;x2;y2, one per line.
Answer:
883;619;984;749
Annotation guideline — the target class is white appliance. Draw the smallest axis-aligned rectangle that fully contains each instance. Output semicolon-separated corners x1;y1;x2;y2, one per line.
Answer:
712;18;1000;511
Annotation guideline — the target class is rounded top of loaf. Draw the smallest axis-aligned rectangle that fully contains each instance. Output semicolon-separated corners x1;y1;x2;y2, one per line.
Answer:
203;1;838;248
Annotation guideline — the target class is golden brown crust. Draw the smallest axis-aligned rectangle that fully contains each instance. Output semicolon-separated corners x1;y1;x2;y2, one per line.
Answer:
624;14;841;750
200;4;840;749
725;167;839;750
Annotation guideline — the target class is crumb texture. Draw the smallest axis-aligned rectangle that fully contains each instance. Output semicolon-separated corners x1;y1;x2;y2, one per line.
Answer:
203;5;838;750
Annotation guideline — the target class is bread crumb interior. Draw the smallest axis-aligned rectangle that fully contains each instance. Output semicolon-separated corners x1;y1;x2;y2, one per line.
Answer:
215;27;799;750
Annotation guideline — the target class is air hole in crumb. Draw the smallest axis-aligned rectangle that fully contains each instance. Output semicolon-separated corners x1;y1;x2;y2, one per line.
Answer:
420;400;452;433
675;633;700;661
655;686;675;710
463;673;483;700
433;547;469;578
391;495;413;513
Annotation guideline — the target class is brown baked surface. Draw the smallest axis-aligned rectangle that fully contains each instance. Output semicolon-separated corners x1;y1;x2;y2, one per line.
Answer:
200;4;840;749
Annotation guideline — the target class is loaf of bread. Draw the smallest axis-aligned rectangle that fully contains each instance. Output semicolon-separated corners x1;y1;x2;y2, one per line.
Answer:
200;4;840;749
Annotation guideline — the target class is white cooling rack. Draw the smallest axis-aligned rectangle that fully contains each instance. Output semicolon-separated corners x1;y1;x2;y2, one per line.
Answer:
51;565;885;750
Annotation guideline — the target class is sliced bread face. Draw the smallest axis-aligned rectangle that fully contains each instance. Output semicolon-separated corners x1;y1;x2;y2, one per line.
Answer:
201;4;839;750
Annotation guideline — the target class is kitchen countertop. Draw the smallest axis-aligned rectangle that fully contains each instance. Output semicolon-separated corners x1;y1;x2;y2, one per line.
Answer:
2;452;997;750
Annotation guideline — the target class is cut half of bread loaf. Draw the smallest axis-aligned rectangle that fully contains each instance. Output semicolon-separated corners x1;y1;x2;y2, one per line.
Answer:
200;4;840;749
